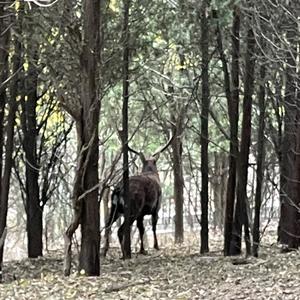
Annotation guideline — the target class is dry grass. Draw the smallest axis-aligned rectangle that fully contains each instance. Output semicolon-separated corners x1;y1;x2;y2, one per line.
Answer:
1;230;300;299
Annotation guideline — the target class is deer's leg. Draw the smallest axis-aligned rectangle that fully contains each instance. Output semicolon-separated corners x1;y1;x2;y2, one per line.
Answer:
117;222;125;258
117;218;134;259
152;213;159;250
103;205;120;257
137;216;147;255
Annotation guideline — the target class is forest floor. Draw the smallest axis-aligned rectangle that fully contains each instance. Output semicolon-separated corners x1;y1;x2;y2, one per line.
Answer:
1;230;300;299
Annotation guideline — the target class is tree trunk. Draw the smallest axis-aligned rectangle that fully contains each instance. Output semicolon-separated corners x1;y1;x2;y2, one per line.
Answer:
169;88;184;244
291;125;300;249
200;0;210;254
77;0;101;276
0;6;21;280
212;152;226;230
278;12;299;249
0;99;18;282
102;188;110;256
0;0;10;213
121;0;131;259
168;51;186;245
230;27;256;256
21;50;43;258
223;5;240;256
172;130;184;244
0;2;10;175
252;61;266;257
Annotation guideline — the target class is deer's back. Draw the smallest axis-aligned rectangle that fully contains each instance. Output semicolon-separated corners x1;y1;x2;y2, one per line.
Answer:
128;174;161;217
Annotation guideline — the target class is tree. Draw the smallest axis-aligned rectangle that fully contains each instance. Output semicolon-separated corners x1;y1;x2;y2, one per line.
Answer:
121;0;131;259
221;5;240;256
64;0;101;276
0;2;22;280
6;4;74;259
169;84;185;244
278;1;300;249
21;45;42;258
200;0;210;254
230;24;256;256
252;55;266;257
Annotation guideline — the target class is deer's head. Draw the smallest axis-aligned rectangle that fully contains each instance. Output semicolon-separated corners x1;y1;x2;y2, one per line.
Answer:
140;156;158;173
128;133;175;174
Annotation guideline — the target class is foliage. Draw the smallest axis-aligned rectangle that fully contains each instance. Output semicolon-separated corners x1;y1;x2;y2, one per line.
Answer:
0;0;299;289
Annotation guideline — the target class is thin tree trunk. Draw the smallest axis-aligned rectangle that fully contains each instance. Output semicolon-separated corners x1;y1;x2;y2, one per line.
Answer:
0;0;10;221
221;5;240;256
169;83;184;244
200;0;210;254
22;50;43;258
77;0;101;276
0;98;17;281
220;154;228;228
252;62;266;257
212;153;225;230
63;0;101;276
168;50;186;245
292;123;300;249
0;7;21;280
230;27;256;256
0;1;10;179
121;0;131;259
278;12;299;249
102;188;110;256
172;127;184;244
271;76;284;243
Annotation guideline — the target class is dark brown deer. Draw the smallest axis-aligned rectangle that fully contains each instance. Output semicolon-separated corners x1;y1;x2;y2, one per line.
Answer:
103;135;174;257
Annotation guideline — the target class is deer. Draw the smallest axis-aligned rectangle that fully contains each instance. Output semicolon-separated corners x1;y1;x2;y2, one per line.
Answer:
102;134;174;258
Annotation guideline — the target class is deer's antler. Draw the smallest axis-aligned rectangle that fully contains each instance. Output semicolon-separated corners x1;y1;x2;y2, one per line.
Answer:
128;145;146;163
152;130;176;160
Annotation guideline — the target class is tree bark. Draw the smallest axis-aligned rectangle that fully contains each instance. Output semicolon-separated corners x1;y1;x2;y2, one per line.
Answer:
0;1;10;209
61;0;101;276
169;83;184;244
200;0;210;254
212;152;227;230
121;0;131;259
0;5;20;281
0;96;17;281
230;27;256;256
223;5;240;256
172;124;184;244
77;0;101;276
252;61;266;257
102;188;110;256
278;11;299;249
21;49;42;258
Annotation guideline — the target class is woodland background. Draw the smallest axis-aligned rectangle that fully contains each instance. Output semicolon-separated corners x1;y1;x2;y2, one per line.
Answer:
0;0;300;298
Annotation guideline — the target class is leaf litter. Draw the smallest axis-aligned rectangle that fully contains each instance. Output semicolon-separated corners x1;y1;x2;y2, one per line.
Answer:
1;232;300;299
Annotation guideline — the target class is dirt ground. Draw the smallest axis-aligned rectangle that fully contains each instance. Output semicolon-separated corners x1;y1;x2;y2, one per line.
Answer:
1;231;300;299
